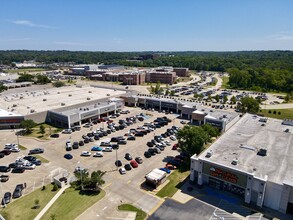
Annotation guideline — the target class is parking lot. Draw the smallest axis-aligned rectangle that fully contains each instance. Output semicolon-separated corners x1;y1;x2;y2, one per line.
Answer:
0;106;184;217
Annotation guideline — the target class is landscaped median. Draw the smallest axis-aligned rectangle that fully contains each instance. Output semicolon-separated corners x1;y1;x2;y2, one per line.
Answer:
118;204;147;220
40;187;105;220
156;169;190;198
0;184;59;220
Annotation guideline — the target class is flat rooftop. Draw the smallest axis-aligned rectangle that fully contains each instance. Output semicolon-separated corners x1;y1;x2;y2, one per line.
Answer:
0;108;22;117
198;113;293;184
0;85;126;116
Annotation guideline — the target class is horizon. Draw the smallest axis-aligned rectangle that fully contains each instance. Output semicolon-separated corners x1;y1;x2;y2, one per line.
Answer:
1;0;293;51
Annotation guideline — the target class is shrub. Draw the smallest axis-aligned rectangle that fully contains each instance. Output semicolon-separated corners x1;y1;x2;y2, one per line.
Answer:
273;110;276;114
278;111;281;115
52;183;58;191
268;110;271;113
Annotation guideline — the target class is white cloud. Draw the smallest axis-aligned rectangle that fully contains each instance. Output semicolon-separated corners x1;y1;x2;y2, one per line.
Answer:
266;32;293;41
53;41;93;47
11;20;56;29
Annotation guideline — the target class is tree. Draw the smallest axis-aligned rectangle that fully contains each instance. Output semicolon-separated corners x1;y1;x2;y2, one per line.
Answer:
34;199;40;209
230;96;236;104
0;83;8;93
39;124;45;135
176;125;209;157
20;119;36;134
201;124;220;141
170;91;175;96
165;89;170;96
214;95;220;102
16;73;34;82
72;169;105;191
240;97;260;114
36;75;51;84
223;95;228;104
52;81;65;87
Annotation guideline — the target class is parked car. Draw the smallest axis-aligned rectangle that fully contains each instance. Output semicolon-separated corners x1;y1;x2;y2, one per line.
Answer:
0;175;9;182
147;142;154;147
118;140;127;145
125;153;132;160
80;151;91;157
93;152;104;157
50;133;60;138
159;167;171;174
62;129;72;134
12;167;25;173
8;163;18;168
91;146;103;151
12;184;24;198
127;136;136;141
2;192;11;205
172;144;179;150
0;150;11;155
170;135;177;141
130;160;138;168
79;140;84;146
28;148;44;155
102;147;113;152
135;157;143;164
144;151;152;158
100;141;111;146
165;164;177;170
124;163;132;171
72;141;79;149
84;138;90;144
115;160;122;167
0;166;11;172
111;144;119;150
119;167;126;175
64;154;73;160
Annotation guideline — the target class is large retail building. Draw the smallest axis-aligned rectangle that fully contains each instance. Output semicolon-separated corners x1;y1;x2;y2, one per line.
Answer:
190;113;293;214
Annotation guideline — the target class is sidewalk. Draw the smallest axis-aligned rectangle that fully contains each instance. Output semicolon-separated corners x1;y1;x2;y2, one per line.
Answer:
34;184;70;220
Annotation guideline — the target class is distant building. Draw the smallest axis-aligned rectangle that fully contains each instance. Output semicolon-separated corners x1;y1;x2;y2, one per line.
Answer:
0;109;24;129
173;67;190;77
147;71;176;84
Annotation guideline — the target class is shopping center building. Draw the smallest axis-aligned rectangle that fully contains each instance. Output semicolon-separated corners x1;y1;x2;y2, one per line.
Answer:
190;113;293;214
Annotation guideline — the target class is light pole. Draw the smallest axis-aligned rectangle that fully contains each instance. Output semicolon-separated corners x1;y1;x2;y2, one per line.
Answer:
16;133;20;146
115;148;118;171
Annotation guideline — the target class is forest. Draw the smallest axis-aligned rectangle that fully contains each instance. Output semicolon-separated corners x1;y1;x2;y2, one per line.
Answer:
0;50;292;92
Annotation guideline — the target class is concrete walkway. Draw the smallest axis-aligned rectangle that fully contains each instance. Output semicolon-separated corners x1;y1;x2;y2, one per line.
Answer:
34;184;70;220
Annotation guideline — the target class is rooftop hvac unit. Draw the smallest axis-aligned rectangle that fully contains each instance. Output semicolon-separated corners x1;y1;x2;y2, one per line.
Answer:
231;158;238;165
257;148;267;156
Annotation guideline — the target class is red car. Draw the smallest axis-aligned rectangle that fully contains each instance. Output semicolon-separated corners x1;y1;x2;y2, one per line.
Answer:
130;160;138;168
172;144;178;150
166;164;177;170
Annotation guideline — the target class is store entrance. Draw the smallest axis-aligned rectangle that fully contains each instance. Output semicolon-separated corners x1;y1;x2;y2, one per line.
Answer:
209;177;245;198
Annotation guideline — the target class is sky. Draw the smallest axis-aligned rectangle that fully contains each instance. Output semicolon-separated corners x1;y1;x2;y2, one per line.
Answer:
0;0;293;51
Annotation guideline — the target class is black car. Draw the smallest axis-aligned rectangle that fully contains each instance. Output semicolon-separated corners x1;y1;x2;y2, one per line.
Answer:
13;184;24;198
23;155;36;161
12;167;25;173
50;133;60;138
118;140;127;145
144;151;152;158
102;131;108;136
2;192;11;205
0;153;5;158
0;166;11;172
111;137;119;142
148;148;156;155
0;175;9;182
9;163;18;168
161;133;167;138
124;164;132;171
147;142;154;147
106;129;112;134
72;141;79;149
115;160;122;167
125;153;132;160
111;144;119;150
66;146;72;151
0;150;11;155
84;138;90;143
82;134;88;139
64;154;73;160
135;132;144;137
87;133;94;137
79;140;84;146
28;148;44;155
127;136;136;141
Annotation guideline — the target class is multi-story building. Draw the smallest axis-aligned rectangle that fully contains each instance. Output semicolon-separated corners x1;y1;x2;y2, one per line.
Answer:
147;71;177;84
173;67;190;77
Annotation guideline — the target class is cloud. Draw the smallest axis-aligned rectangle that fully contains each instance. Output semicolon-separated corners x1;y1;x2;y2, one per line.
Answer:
266;32;293;41
53;41;93;47
11;20;56;29
113;38;122;44
0;38;31;42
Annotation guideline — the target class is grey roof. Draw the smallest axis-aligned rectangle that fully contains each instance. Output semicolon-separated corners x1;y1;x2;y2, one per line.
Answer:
198;113;293;184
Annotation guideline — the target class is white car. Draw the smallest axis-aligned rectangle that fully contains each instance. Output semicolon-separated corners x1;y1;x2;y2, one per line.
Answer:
4;143;18;149
66;141;71;148
110;115;117;118
165;140;171;146
102;147;113;152
62;129;72;134
93;152;104;157
170;135;177;141
119;167;126;175
80;151;91;156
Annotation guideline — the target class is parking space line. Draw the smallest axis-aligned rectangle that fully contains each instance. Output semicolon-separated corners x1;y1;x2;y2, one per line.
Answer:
103;182;112;189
